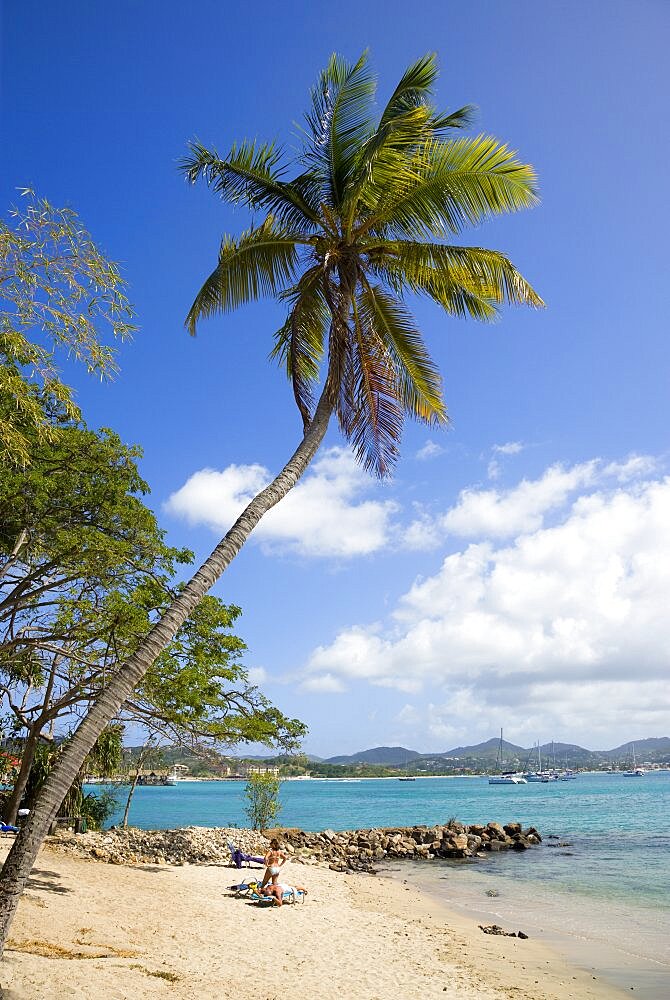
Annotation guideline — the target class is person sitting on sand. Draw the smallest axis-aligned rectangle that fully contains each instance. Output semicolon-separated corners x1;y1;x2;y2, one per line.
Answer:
259;881;307;907
260;838;287;889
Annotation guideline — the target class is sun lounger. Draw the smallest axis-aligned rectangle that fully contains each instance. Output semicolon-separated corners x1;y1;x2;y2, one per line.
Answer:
227;840;264;869
227;880;305;905
0;824;19;833
250;886;306;906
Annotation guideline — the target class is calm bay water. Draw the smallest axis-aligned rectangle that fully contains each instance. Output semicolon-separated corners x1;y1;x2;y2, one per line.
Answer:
98;770;669;996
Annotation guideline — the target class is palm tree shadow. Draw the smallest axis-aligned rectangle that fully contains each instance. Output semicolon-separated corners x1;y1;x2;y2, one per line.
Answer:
26;868;71;895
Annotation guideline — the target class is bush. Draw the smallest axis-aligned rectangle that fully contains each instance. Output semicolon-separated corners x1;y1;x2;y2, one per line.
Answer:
244;773;281;830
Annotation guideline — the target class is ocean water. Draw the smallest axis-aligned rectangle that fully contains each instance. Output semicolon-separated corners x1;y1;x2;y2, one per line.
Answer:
97;771;669;996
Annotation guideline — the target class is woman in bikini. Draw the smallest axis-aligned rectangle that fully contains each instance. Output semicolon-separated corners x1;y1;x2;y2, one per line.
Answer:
259;838;287;889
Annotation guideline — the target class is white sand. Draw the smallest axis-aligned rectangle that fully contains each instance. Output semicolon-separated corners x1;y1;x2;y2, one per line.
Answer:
0;843;628;999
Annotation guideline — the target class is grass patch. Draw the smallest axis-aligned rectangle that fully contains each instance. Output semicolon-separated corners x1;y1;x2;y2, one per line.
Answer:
130;964;181;982
8;938;138;959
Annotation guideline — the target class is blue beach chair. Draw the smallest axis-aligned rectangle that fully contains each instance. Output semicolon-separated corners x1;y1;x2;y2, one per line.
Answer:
250;885;306;906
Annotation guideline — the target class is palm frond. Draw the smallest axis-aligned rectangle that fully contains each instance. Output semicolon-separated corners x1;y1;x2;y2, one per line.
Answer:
342;56;474;234
363;135;539;239
335;297;403;478
358;280;447;425
270;266;329;428
303;51;377;208
185;218;304;334
378;53;440;128
180;140;321;230
372;240;544;319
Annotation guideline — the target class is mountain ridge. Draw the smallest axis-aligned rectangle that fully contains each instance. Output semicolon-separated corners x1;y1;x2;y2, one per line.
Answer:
322;736;670;766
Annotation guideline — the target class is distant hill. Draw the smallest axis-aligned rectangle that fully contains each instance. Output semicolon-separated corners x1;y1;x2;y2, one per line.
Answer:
325;746;421;765
440;737;525;759
121;736;670;772
609;737;670;755
323;736;670;768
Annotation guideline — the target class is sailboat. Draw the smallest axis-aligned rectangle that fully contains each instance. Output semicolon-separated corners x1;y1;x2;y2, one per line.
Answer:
488;730;527;785
398;752;416;781
523;742;555;782
623;742;644;777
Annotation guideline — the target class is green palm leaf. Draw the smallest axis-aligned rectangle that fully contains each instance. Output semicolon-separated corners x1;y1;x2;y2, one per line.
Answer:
303;51;377;209
358;280;447;425
180;140;322;231
185;218;305;334
375;241;543;318
270;266;329;428
185;52;542;477
364;135;539;239
334;296;403;476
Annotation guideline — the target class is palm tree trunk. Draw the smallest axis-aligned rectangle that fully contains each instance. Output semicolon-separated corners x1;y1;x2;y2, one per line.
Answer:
0;388;333;953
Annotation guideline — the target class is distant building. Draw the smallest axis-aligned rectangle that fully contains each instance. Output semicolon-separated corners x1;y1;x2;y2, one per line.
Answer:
241;765;280;777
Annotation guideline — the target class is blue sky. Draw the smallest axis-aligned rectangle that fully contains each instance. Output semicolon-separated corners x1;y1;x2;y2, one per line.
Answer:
2;0;669;755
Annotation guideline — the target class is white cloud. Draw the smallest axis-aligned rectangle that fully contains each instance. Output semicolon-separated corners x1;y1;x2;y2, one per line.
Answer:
301;462;670;741
494;441;525;456
404;454;656;545
247;667;269;686
488;441;525;480
443;461;598;538
299;673;347;694
416;440;445;461
165;447;398;558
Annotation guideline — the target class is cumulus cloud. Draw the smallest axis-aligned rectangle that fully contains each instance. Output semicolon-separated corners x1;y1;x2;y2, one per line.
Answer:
165;447;398;558
302;461;670;743
494;442;525;456
299;673;347;694
247;667;269;686
404;454;655;545
416;440;445;461
488;441;525;480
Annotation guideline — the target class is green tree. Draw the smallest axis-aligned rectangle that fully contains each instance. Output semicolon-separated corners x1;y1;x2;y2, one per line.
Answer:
0;191;135;466
0;419;304;824
24;727;123;832
0;52;542;949
244;772;282;831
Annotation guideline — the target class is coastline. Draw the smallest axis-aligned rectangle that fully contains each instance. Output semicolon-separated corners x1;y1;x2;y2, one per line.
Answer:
0;841;629;999
387;860;668;1000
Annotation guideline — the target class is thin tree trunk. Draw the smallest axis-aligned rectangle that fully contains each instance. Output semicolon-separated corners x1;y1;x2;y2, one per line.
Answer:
122;740;153;827
0;387;333;953
2;727;40;826
4;658;60;826
121;771;140;828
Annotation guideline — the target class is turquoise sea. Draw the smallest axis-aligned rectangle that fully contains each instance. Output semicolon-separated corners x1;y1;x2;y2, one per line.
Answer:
98;770;669;997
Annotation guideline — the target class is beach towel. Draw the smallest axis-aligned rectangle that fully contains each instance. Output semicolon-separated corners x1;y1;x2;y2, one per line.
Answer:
227;840;264;869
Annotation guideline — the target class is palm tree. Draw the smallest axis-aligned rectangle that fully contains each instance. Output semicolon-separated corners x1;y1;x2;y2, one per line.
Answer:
0;52;541;949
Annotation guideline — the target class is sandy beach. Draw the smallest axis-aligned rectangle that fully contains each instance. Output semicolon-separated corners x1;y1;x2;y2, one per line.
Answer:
0;841;628;1000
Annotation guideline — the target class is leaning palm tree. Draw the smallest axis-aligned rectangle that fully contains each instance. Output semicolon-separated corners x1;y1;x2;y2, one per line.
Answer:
0;52;541;949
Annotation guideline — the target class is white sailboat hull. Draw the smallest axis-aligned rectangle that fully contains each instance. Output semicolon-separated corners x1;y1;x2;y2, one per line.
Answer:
488;774;527;784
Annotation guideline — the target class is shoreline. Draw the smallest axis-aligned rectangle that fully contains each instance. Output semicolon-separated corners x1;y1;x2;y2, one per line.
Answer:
0;842;629;1000
387;860;668;1000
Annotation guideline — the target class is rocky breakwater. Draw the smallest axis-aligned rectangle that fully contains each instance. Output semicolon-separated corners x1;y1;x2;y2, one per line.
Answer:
274;820;541;872
47;820;540;871
49;826;269;867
